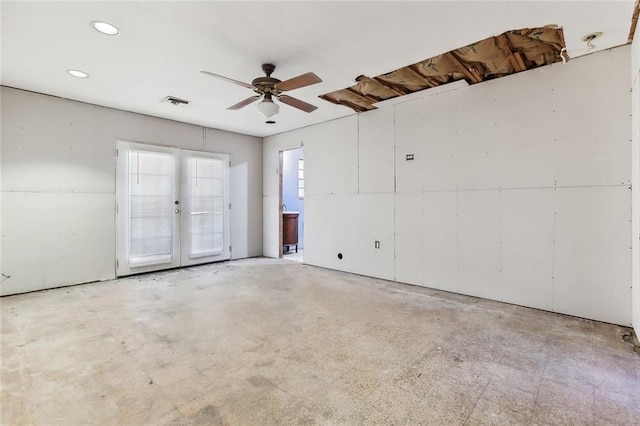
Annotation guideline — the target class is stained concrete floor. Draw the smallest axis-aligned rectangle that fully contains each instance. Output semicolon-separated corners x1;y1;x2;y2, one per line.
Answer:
1;258;639;425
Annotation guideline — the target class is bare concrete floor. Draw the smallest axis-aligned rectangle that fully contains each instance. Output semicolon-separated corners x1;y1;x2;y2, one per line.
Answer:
283;249;303;262
2;258;639;425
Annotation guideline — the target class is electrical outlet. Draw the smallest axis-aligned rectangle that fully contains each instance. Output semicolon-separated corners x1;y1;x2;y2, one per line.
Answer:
406;154;414;161
375;240;380;249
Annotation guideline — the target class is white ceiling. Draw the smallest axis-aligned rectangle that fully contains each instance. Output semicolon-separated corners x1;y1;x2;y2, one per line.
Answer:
1;1;635;138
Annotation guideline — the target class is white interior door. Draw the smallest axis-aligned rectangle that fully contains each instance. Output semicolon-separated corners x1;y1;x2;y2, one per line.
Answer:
116;141;230;276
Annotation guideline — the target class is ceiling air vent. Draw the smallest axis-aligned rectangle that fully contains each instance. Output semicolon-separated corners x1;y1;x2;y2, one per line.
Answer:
161;96;190;106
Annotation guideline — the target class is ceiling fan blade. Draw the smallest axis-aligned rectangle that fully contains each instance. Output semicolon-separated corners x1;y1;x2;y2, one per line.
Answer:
276;72;322;92
228;95;260;110
200;70;254;89
278;95;318;113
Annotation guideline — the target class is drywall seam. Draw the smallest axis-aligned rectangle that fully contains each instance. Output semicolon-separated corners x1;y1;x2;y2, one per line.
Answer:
399;184;628;194
551;203;557;313
393;107;397;282
498;188;503;300
357;115;360;194
455;190;460;293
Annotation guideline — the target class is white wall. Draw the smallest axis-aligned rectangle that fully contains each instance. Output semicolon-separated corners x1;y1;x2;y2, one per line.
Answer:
265;46;632;325
204;128;263;259
1;87;262;296
632;31;640;337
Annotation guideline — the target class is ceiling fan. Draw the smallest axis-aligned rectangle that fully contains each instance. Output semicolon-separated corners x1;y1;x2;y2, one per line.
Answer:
201;64;322;119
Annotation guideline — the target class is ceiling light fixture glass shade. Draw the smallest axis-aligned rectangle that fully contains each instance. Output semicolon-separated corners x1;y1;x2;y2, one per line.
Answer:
256;95;279;118
67;69;89;78
91;21;120;35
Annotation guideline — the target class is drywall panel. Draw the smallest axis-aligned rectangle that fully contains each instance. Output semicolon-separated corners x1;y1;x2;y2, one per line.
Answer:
553;186;631;324
109;112;204;151
457;190;501;299
550;48;631;188
553;285;631;327
394;193;424;286
1;192;115;296
349;193;395;280
396;94;461;193
358;108;394;194
484;73;557;189
262;195;280;259
446;91;503;191
395;88;503;192
500;188;555;310
634;30;640;86
304;116;358;196
1;89;116;193
305;193;394;280
205;128;263;258
394;100;431;193
303;194;346;269
422;191;458;292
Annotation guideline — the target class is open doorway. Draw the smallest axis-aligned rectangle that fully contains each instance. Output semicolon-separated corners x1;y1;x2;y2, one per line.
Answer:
279;147;304;262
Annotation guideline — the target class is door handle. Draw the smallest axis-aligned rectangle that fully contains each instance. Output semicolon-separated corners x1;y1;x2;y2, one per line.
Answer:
175;209;180;214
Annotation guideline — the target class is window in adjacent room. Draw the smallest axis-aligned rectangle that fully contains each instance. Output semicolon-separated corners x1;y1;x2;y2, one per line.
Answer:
298;158;304;199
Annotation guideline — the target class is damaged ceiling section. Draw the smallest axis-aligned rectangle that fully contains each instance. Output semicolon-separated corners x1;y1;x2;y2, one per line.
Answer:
320;26;568;113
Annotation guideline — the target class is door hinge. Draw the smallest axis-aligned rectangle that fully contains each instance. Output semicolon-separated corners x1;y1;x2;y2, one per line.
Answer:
228;203;231;210
229;245;232;253
116;149;119;157
116;259;119;268
116;204;119;214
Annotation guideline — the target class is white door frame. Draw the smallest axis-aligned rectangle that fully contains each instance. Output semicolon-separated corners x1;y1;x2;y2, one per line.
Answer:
278;146;304;260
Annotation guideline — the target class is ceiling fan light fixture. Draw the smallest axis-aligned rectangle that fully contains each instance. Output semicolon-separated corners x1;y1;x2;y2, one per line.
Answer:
257;96;279;118
91;21;120;36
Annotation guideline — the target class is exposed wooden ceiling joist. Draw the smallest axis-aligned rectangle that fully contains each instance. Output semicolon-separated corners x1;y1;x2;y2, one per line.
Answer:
372;77;409;96
338;99;370;113
346;87;379;104
405;65;438;88
496;34;526;72
444;52;484;84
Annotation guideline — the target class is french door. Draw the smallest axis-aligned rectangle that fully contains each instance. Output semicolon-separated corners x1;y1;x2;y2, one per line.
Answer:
116;141;230;276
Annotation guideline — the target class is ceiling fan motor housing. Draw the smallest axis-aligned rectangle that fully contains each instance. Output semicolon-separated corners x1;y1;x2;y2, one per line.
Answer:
252;64;281;95
251;76;281;95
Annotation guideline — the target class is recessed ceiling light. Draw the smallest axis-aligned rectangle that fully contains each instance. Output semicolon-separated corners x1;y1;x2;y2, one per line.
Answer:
91;21;120;36
67;69;89;78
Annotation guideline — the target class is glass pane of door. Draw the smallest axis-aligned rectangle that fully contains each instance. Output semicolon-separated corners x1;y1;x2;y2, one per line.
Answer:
188;156;224;258
129;150;174;267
